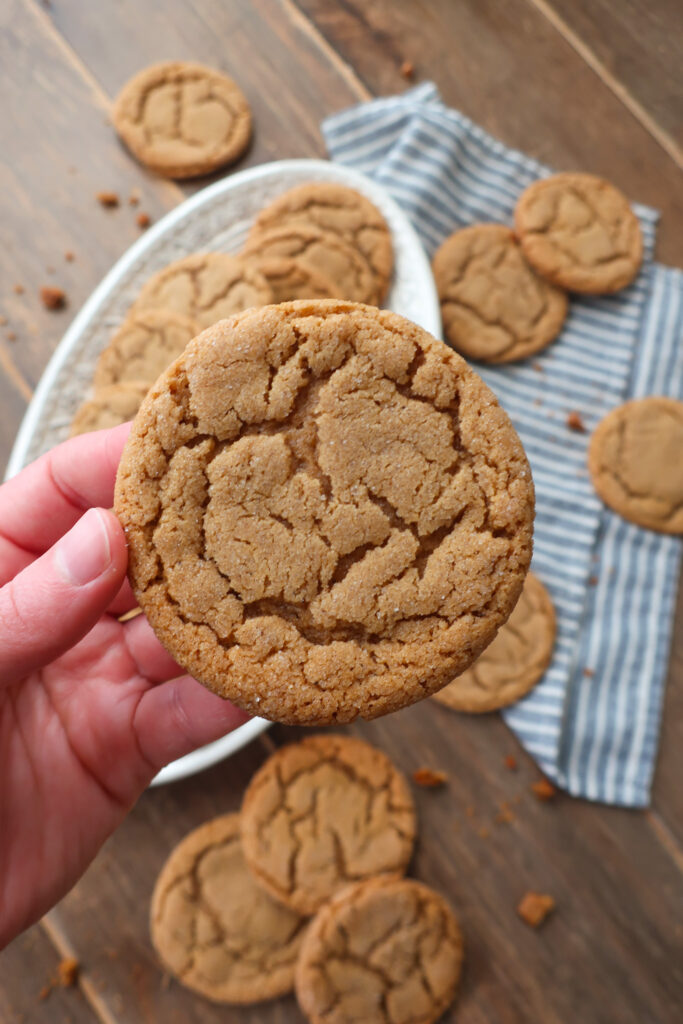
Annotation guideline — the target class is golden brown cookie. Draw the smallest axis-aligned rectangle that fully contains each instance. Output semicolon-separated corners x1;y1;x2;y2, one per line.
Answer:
515;173;643;294
133;252;272;329
295;876;463;1024
588;397;683;533
70;381;149;436
94;308;199;390
114;300;534;725
433;224;567;363
112;61;251;179
243;224;380;305
243;256;341;304
150;814;307;1004
249;183;393;305
432;571;555;712
240;735;416;915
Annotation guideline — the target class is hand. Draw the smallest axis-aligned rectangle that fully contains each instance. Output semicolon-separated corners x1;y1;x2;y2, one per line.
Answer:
0;424;247;948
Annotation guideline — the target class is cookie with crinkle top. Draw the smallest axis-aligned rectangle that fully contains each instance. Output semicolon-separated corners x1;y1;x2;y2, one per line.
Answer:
114;299;534;726
515;173;643;294
94;308;199;390
70;381;149;436
113;61;251;179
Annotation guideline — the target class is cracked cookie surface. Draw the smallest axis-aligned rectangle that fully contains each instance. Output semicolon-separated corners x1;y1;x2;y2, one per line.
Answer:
295;876;463;1024
240;735;416;915
71;381;149;436
432;571;555;712
249;183;393;305
94;308;199;389
588;397;683;533
113;61;251;178
243;224;380;305
133;252;272;329
433;224;567;363
150;813;307;1004
114;300;534;725
515;173;642;294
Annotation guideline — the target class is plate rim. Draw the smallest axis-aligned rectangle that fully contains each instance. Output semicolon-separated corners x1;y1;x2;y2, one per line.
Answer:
5;157;441;785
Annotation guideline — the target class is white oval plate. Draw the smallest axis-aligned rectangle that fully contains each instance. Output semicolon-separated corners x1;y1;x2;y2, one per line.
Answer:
5;158;441;786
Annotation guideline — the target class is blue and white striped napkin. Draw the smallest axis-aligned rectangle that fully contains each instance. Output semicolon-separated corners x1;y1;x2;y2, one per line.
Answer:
323;83;683;806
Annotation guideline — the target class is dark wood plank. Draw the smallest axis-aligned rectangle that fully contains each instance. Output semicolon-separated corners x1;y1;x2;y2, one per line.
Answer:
292;0;683;266
0;924;97;1024
536;0;683;151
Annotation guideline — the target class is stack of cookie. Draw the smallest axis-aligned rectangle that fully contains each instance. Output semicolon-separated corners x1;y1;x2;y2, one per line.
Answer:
433;172;643;365
150;735;464;1023
70;183;394;436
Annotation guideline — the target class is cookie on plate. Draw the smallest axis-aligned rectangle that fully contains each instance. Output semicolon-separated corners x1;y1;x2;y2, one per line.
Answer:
70;381;149;436
588;397;683;533
242;224;379;305
150;814;307;1004
432;571;555;712
94;308;199;389
295;876;464;1024
114;300;534;725
133;252;272;329
240;735;416;915
433;224;567;363
515;173;643;294
249;183;393;305
112;61;251;178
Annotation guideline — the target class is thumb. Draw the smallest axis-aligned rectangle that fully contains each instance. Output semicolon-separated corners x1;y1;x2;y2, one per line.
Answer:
0;508;128;687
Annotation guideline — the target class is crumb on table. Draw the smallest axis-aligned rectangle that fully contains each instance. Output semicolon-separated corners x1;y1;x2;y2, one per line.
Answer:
413;767;448;788
136;211;151;229
13;283;24;294
96;190;120;207
40;285;67;310
517;891;555;927
566;411;586;432
504;754;518;771
531;779;556;802
400;59;415;80
58;956;80;987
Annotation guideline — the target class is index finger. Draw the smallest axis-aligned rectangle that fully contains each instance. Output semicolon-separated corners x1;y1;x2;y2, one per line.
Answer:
0;423;132;558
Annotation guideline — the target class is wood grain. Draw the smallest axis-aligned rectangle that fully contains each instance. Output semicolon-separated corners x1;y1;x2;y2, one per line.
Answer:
292;0;683;266
0;923;96;1023
536;0;683;152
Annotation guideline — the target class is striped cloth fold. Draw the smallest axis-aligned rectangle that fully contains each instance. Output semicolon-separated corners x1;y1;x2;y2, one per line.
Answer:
323;83;683;806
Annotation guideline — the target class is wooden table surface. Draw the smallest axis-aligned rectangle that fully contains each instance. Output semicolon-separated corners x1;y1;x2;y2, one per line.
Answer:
1;1;682;1021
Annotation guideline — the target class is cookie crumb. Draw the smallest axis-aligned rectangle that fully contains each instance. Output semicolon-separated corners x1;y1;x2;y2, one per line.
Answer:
58;957;80;987
566;411;586;432
96;190;120;207
64;250;75;262
39;984;52;1000
504;754;518;771
532;362;544;373
531;779;556;802
583;667;595;678
128;189;141;206
517;891;555;927
533;398;542;407
13;283;24;295
588;575;598;586
413;767;448;788
400;60;415;80
136;211;151;229
40;285;67;310
6;330;17;341
496;802;515;824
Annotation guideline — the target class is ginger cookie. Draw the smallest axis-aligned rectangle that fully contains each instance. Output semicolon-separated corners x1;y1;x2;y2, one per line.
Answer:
249;183;393;305
242;224;380;305
94;308;199;390
240;735;416;915
433;224;567;363
432;571;555;712
112;61;251;179
515;173;643;294
588;397;683;533
295;876;463;1024
133;252;272;329
70;381;148;436
244;256;341;304
150;814;307;1004
114;300;534;725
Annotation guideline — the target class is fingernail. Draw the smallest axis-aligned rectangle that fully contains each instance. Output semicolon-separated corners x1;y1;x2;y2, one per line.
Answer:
56;508;113;586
